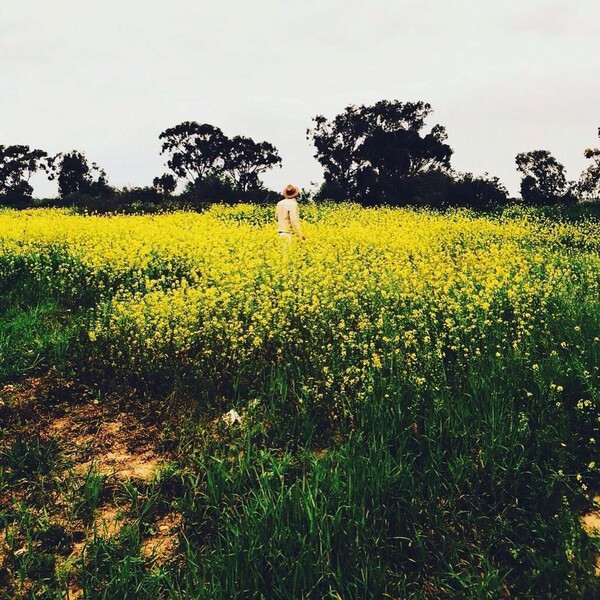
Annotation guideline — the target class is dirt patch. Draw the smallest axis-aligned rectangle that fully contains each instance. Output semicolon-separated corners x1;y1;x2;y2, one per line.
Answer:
1;372;173;482
140;512;181;564
582;511;600;536
66;583;84;599
0;372;167;483
1;372;182;598
65;506;126;566
0;529;8;580
0;372;86;420
581;496;600;576
93;505;125;538
47;409;162;482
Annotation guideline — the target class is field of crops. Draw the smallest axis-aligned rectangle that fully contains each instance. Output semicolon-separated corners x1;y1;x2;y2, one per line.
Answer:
1;203;599;598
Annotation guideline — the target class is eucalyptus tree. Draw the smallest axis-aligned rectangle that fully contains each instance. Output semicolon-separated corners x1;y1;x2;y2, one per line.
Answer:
159;122;281;195
0;144;50;203
52;150;109;197
578;127;600;200
307;100;453;204
515;150;575;205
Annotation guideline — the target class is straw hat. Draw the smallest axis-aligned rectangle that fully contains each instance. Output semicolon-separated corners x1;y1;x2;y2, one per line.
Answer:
281;184;300;199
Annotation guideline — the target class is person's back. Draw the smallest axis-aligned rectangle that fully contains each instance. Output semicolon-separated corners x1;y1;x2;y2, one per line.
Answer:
276;197;299;233
275;184;304;239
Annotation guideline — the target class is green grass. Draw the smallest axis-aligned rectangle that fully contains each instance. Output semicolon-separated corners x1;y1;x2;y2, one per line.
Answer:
69;467;108;523
0;435;61;485
1;368;598;598
158;369;598;599
0;290;81;382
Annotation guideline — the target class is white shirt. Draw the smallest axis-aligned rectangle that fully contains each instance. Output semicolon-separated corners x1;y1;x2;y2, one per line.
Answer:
275;198;302;235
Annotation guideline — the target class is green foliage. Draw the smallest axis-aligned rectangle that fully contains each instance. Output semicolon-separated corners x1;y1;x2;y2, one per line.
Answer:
0;436;61;484
516;150;576;205
159;121;281;197
78;525;159;599
51;150;111;198
0;144;50;205
0;289;82;382
164;365;599;598
0;205;599;597
70;467;108;522
308;100;453;205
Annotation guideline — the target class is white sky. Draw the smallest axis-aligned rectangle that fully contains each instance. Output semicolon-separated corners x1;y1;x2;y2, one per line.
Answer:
2;0;599;198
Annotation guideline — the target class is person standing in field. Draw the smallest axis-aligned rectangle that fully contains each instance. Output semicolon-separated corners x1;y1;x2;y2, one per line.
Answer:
276;184;305;240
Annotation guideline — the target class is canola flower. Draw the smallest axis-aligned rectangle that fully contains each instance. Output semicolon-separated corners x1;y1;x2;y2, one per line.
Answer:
1;204;599;408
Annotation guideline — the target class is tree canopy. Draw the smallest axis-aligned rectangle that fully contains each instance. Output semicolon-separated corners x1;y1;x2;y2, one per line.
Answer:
448;173;509;209
159;122;229;184
51;150;110;198
224;135;281;192
0;144;49;203
2;107;598;210
307;100;453;204
515;150;574;205
578;127;600;201
159;122;281;196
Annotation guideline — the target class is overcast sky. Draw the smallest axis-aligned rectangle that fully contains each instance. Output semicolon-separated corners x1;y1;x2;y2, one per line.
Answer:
2;0;599;198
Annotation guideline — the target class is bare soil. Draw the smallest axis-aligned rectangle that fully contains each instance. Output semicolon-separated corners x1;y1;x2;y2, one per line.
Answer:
140;511;182;563
0;371;180;593
1;371;166;482
582;496;600;575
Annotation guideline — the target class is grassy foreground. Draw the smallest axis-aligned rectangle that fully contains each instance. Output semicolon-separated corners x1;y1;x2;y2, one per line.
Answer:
1;203;599;598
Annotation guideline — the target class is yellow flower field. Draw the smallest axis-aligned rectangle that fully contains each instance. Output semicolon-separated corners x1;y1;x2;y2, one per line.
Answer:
1;203;599;404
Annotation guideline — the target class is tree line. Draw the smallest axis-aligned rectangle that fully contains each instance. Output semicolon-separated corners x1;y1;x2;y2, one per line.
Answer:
1;100;599;211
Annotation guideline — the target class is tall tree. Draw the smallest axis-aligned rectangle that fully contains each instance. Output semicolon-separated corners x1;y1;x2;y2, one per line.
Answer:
223;136;281;192
0;144;50;203
159;122;229;184
159;122;281;194
578;127;600;200
307;100;453;204
515;150;574;205
52;150;109;197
